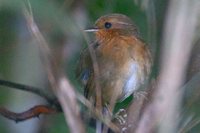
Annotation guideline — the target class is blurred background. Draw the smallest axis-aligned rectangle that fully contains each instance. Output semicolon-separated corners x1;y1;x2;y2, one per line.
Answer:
0;0;199;133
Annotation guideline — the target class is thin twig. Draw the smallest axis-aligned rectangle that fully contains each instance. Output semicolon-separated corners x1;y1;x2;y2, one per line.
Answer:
57;77;86;133
0;105;59;122
82;32;103;133
0;78;118;131
23;1;86;132
179;118;200;133
0;79;56;105
77;92;120;132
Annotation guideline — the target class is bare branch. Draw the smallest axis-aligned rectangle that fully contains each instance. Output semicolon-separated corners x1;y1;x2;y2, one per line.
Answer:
56;77;85;133
0;79;56;105
23;1;86;132
136;0;200;133
0;105;59;122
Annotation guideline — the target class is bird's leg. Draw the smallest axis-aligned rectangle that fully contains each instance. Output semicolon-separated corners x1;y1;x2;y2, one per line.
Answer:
99;104;113;133
103;104;113;120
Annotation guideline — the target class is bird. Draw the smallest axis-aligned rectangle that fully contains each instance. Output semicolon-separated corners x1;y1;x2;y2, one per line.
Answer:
76;13;152;113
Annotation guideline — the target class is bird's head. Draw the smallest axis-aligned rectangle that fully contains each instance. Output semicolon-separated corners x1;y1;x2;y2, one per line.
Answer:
85;14;139;41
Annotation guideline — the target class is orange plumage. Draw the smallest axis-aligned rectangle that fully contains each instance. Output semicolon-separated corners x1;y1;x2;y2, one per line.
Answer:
77;13;152;108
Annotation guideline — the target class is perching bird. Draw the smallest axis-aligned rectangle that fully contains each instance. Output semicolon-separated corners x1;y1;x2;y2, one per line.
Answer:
76;13;152;111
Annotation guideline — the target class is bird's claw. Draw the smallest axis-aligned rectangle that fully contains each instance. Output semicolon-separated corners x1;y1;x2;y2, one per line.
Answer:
114;109;127;125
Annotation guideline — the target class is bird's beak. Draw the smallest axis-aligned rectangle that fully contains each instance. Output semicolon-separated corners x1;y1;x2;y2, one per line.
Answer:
84;27;99;32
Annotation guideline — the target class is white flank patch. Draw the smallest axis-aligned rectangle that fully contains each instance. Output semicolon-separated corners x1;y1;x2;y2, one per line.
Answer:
123;62;138;97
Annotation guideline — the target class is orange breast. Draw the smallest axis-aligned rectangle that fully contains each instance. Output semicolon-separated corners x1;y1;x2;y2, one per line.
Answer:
93;35;151;103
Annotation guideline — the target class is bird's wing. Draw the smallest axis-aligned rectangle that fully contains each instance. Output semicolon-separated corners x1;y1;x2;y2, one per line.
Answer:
76;48;92;85
128;39;152;85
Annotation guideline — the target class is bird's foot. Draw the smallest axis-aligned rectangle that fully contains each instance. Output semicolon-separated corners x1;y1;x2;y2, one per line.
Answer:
114;108;127;125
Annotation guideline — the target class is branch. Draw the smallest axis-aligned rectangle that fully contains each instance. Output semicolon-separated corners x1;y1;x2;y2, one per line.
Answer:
0;105;59;122
0;79;117;131
136;0;199;132
23;2;86;133
0;79;58;106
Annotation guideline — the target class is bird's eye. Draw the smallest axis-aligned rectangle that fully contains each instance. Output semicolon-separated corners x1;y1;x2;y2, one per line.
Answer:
104;22;112;29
